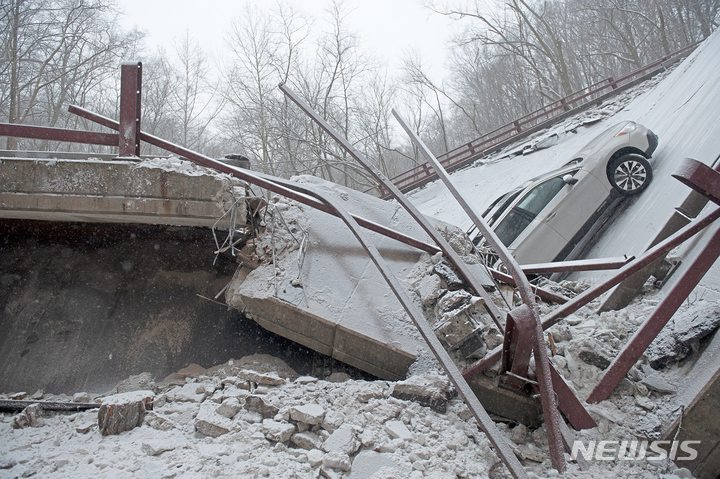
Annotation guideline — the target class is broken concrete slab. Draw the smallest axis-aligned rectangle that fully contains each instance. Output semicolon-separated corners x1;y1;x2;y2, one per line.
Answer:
97;390;153;435
290;404;325;425
195;401;234;437
647;302;720;368
12;403;43;429
391;374;452;413
244;395;279;418
226;176;495;380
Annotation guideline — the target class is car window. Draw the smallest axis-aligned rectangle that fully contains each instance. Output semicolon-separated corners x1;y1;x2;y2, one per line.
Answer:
493;174;569;246
515;176;566;216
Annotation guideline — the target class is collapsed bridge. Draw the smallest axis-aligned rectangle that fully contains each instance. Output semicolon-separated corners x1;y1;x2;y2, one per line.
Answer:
2;45;720;478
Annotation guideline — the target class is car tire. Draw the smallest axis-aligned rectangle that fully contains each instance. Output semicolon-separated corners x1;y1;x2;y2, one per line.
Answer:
607;153;652;195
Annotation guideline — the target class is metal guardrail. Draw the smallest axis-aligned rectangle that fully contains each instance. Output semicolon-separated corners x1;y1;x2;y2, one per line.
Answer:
377;42;700;198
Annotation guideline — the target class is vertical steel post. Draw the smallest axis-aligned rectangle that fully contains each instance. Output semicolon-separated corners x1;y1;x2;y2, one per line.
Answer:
119;62;142;156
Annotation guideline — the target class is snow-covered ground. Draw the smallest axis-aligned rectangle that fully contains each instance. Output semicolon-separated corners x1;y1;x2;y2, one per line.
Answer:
410;30;720;294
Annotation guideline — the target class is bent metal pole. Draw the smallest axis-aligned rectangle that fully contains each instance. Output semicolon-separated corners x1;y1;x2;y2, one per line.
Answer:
392;109;565;472
277;83;505;330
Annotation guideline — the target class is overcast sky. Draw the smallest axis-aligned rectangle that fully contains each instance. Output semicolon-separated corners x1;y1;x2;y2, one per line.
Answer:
116;0;462;81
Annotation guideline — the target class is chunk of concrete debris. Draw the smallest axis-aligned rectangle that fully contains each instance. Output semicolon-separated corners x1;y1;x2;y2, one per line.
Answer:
291;431;324;450
195;401;233;437
348;450;399;479
166;383;205;403
29;390;44;400
576;339;612;369
98;390;154;436
436;290;472;313
418;274;445;307
321;410;345;433
237;369;286;386
322;452;351;472
356;383;386;403
113;372;155;393
384;420;412;440
141;439;180;456
290;404;325;425
12;403;43;429
646;302;720;368
216;397;241;419
262;419;296;442
73;392;91;403
8;392;27;400
322;425;360;455
391;374;452;413
307;448;325;467
641;374;676;395
433;261;464;290
244;395;279;418
144;411;178;431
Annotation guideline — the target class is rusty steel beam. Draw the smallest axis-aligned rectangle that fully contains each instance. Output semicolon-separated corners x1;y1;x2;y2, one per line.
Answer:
673;158;720;205
119;62;142;156
67;105;442;256
519;256;634;274
68;104;527;479
0;123;118;146
278;84;505;331
463;205;720;379
394;110;565;471
588;224;720;403
488;268;569;304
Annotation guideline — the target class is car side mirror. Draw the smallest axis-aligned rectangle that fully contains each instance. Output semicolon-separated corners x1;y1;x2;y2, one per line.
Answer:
563;174;578;185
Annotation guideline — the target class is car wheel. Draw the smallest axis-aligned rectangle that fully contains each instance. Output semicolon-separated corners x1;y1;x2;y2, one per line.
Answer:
607;153;652;195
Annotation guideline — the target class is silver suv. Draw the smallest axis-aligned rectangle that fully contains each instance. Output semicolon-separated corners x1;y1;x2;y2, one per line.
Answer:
469;121;658;266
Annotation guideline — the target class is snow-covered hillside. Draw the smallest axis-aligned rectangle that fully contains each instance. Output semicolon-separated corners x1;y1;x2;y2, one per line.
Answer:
410;30;720;293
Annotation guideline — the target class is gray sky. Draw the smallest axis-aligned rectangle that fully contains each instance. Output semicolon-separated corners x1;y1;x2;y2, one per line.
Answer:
116;0;461;81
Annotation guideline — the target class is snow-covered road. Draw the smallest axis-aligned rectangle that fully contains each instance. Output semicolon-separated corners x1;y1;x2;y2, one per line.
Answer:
409;30;720;294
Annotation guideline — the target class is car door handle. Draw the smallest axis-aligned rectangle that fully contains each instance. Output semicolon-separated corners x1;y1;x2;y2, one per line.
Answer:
544;211;558;222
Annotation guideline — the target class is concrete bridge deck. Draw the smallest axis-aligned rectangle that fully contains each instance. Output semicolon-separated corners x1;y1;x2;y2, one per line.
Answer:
0;156;246;227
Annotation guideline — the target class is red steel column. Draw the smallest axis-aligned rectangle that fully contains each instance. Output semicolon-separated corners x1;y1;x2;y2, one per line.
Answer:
119;62;142;156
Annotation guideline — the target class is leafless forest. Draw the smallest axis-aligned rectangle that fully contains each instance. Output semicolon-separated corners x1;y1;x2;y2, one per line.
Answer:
1;0;717;190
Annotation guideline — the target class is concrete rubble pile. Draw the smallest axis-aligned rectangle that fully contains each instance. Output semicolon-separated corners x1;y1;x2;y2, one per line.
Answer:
0;334;704;478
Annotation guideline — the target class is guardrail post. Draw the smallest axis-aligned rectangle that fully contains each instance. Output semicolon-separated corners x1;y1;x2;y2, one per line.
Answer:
513;121;522;133
608;76;618;89
119;62;142;157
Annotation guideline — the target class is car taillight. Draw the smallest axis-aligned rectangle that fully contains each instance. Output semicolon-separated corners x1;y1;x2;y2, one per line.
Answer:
615;122;637;137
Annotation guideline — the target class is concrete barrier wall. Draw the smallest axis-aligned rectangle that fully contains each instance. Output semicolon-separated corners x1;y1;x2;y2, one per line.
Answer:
0;157;246;227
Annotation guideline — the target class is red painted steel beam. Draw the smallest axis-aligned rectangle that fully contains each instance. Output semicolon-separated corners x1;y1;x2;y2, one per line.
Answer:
119;62;142;156
672;158;720;205
0;123;118;146
548;365;597;430
394;111;566;471
67;104;441;256
519;256;634;274
587;224;720;403
463;206;720;379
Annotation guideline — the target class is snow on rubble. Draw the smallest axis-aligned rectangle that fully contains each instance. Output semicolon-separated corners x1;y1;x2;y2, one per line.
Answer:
1;286;714;478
